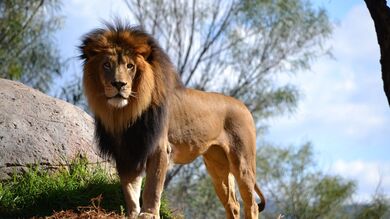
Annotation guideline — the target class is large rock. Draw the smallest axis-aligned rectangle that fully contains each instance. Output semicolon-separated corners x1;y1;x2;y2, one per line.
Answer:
0;79;107;179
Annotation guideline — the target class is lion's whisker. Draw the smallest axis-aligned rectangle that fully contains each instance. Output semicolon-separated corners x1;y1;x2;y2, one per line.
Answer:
129;92;137;98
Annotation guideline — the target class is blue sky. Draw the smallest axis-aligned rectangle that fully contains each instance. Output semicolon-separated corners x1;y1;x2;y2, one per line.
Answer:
55;0;390;201
265;0;390;201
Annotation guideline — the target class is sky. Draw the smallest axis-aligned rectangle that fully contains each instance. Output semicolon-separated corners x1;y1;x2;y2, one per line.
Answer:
55;0;389;201
264;1;390;201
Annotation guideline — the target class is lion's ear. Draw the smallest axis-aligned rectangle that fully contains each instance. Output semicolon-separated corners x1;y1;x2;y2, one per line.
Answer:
79;38;98;61
135;43;151;61
79;30;106;61
80;47;94;61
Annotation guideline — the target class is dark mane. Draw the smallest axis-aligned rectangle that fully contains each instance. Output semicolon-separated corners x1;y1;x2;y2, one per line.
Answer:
95;104;166;175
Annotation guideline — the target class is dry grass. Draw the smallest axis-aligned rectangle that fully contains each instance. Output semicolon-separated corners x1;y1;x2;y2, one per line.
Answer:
40;195;124;219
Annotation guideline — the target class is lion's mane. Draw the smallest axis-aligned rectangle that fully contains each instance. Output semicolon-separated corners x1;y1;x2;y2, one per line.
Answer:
80;22;182;174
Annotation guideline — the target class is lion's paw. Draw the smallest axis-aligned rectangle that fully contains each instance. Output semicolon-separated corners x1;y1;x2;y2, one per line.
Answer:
138;212;159;219
127;211;139;219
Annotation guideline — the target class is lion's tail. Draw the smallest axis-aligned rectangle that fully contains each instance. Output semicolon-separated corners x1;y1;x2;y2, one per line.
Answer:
255;183;266;212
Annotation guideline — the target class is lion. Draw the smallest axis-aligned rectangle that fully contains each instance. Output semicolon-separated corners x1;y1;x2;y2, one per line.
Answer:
80;22;265;219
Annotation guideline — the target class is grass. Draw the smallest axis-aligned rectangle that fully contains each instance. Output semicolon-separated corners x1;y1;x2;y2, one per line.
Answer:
0;155;173;218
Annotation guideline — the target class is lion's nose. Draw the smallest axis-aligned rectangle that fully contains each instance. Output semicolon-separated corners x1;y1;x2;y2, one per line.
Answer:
111;81;127;90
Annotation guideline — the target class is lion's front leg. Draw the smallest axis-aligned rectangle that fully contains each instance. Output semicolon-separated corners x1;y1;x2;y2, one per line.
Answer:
120;174;142;218
139;137;169;219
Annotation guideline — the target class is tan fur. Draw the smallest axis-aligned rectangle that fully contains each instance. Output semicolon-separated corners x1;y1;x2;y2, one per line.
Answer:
81;25;265;219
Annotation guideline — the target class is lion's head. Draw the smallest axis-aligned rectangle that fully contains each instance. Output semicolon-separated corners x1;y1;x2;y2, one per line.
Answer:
79;23;178;134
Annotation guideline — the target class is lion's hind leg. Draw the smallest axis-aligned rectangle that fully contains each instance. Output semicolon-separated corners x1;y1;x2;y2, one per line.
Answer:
229;151;259;219
203;145;240;219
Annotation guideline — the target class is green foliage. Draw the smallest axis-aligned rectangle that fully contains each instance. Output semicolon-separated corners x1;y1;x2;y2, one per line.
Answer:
160;193;175;219
0;0;63;92
0;156;121;217
257;143;356;218
0;156;173;218
355;192;390;219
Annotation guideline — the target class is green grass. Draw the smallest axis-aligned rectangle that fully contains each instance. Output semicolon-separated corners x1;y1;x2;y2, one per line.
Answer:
0;156;173;218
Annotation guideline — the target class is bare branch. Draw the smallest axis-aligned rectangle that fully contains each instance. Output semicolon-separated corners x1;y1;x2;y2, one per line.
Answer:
179;0;196;75
184;2;235;85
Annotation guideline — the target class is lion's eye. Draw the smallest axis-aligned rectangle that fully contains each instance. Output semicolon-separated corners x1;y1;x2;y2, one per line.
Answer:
127;63;134;70
103;62;111;70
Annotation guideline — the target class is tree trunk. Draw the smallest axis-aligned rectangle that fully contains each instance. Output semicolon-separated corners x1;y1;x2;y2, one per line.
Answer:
364;0;390;106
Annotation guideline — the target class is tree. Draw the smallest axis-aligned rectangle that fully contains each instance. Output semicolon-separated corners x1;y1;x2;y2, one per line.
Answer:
0;0;63;92
257;143;356;218
364;0;390;106
355;192;390;219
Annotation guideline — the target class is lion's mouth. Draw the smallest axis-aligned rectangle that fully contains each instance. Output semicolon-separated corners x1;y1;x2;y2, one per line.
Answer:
108;94;127;99
107;94;129;108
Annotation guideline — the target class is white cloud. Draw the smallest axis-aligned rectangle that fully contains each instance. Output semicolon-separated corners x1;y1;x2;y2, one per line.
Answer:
332;4;380;64
268;2;388;140
331;159;390;201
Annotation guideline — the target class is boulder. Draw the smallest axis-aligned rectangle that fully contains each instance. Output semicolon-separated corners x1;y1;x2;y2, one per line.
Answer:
0;79;108;179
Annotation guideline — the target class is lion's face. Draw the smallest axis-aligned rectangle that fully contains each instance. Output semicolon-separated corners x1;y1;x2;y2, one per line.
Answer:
98;52;137;108
80;26;163;133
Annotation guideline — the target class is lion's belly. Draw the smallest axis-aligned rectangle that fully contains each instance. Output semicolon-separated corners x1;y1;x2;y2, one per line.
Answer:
168;127;227;164
169;142;204;164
